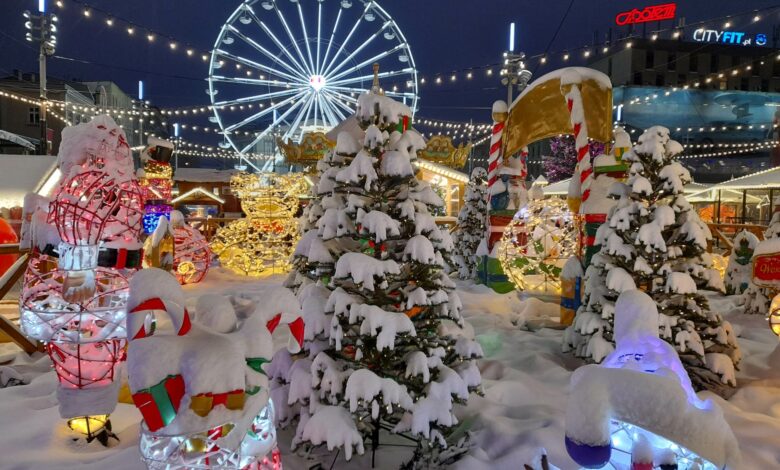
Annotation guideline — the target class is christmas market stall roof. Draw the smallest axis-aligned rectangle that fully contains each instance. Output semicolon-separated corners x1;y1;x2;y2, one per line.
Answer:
0;130;36;150
415;159;469;183
702;166;780;190
173;168;242;183
0;154;58;207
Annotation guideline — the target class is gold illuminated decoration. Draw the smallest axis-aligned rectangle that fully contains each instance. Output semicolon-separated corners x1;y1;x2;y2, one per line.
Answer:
418;135;472;168
498;197;576;293
770;294;780;337
142;160;173;180
711;253;728;282
67;415;110;440
503;70;613;157
276;132;336;167
210;172;306;276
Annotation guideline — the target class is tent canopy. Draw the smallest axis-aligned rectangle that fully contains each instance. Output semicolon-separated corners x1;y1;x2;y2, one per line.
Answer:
0;130;36;150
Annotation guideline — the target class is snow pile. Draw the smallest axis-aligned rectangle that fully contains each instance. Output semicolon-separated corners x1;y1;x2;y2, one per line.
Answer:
566;290;741;470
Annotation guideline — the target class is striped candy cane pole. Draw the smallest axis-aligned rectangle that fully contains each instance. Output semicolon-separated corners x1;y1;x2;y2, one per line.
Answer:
487;100;508;193
561;75;592;208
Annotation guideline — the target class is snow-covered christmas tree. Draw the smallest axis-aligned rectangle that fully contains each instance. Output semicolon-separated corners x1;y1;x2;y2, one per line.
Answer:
453;168;488;279
564;126;740;397
278;87;482;466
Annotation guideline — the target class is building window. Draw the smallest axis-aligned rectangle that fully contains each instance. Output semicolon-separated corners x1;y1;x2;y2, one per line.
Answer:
655;74;665;86
668;53;676;71
28;107;40;124
753;60;760;77
633;72;642;85
711;55;719;73
762;79;769;92
608;57;612;77
689;54;698;73
741;78;749;90
678;74;686;85
646;51;654;70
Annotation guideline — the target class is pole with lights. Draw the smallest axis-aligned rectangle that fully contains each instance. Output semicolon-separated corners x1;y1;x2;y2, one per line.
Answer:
501;22;532;105
24;0;57;155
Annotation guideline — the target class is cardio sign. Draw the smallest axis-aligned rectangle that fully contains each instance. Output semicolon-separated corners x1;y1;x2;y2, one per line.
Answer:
615;3;677;26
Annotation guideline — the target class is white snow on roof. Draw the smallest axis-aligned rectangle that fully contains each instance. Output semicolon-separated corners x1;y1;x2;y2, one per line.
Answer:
704;166;780;190
512;67;612;109
0;154;58;207
173;167;240;183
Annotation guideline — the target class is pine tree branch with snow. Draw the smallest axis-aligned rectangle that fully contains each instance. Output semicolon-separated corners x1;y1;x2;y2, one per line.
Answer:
453;168;488;280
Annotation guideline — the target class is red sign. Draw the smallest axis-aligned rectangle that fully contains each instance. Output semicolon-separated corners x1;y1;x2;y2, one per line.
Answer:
752;253;780;287
615;3;677;26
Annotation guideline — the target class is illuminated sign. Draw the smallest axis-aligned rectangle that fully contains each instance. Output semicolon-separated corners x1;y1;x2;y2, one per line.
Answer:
615;3;677;26
692;29;767;46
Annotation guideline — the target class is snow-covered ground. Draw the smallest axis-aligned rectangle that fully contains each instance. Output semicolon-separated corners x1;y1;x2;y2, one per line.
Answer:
0;269;777;469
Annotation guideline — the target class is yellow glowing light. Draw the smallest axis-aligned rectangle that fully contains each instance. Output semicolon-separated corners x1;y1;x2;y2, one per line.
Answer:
769;295;780;337
498;197;576;294
211;172;306;277
67;415;109;436
143;160;173;180
711;253;728;281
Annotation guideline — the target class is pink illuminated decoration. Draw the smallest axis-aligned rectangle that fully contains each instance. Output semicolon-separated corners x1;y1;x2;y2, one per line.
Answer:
171;212;212;285
615;3;677;26
18;116;145;444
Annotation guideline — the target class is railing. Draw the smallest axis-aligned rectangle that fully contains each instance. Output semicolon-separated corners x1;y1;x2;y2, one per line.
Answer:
707;223;767;256
0;244;40;354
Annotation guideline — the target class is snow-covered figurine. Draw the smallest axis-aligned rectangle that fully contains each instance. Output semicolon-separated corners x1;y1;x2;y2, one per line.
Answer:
19;116;144;444
142;215;175;271
127;268;304;469
565;290;741;470
453;168;488;279
724;230;758;295
564;126;740;397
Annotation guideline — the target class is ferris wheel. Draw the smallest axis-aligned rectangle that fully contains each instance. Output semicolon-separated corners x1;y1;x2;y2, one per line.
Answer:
207;0;419;168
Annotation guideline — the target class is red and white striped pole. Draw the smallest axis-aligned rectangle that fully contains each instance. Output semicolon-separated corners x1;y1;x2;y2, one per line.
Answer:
487;100;508;192
519;146;528;189
486;100;508;251
561;72;592;209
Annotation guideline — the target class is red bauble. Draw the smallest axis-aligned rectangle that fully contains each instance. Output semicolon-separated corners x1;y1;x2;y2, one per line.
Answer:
0;218;19;277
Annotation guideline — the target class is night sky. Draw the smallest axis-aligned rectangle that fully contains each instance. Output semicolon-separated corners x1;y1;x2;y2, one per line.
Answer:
1;0;778;145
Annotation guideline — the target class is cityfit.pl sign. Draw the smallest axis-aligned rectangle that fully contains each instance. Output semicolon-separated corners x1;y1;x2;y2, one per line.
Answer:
693;29;768;46
615;3;677;26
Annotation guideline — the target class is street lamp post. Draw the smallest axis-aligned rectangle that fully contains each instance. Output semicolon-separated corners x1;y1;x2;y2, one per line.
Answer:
24;1;57;155
500;22;532;104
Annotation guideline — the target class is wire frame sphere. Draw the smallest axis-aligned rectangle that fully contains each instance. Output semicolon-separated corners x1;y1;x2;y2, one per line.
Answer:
173;224;212;284
139;401;281;470
498;197;577;293
20;254;130;343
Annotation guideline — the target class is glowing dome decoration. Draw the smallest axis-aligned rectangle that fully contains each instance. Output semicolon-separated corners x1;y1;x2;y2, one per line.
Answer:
207;0;418;171
211;173;306;276
498;192;576;293
565;291;741;470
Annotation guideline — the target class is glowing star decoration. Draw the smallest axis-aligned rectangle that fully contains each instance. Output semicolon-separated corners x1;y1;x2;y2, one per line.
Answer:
170;210;212;285
19;116;144;445
498;189;576;293
565;290;741;470
211;173;306;277
126;268;303;469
